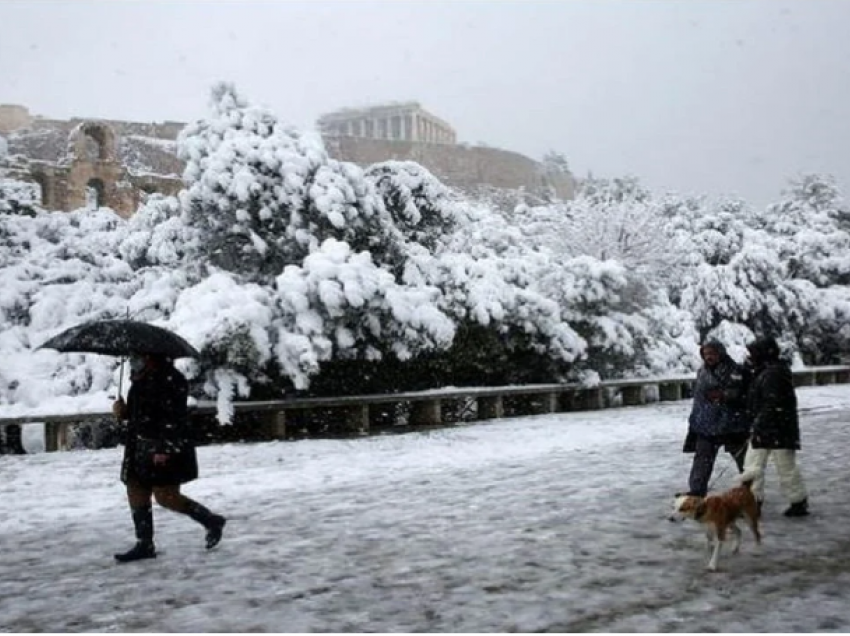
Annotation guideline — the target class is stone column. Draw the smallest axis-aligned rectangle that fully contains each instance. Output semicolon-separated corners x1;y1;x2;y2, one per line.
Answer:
262;411;287;440
478;396;504;420
343;405;370;435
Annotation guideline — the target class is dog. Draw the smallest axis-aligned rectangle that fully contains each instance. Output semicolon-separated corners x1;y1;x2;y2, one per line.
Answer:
670;475;762;571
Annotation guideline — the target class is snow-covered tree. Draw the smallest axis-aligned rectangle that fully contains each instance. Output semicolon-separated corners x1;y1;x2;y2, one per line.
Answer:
364;161;467;254
0;178;41;217
4;82;848;425
752;174;850;286
178;83;397;284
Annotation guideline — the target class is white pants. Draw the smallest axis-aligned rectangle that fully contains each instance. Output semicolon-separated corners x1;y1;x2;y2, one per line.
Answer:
743;443;808;504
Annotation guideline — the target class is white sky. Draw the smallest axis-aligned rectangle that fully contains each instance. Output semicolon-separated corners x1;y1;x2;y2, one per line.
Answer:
2;1;850;205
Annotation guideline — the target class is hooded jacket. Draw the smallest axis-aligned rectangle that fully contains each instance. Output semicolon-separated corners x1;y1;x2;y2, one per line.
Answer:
746;337;800;450
687;340;751;438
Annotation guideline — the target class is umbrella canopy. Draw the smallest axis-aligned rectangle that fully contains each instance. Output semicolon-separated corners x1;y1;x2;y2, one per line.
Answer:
39;319;200;358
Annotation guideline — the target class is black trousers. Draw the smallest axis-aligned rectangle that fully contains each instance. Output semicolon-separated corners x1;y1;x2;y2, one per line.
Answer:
688;434;747;497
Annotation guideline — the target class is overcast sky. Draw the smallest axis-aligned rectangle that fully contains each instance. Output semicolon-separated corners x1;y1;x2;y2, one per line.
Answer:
2;0;849;205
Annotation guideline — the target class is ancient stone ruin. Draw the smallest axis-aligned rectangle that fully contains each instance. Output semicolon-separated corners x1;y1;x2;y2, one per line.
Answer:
0;102;575;216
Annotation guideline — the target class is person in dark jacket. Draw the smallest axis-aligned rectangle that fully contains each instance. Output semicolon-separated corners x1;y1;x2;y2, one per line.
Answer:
741;336;809;517
683;340;751;497
112;353;226;562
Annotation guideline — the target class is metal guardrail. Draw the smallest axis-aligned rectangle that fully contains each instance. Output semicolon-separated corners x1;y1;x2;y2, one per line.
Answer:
2;367;849;452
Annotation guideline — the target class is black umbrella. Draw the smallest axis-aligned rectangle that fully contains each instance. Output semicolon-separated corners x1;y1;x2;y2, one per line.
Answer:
39;319;200;359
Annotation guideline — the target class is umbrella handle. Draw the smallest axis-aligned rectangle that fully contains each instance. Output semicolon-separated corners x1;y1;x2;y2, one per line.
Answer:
117;356;126;399
116;307;130;399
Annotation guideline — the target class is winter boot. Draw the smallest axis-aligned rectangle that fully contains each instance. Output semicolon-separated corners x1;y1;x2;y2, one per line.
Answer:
186;501;227;550
783;498;809;517
115;504;156;562
114;541;156;562
4;424;26;455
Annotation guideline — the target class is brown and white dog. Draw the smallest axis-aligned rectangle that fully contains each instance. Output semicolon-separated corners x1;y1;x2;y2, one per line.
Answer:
671;475;762;571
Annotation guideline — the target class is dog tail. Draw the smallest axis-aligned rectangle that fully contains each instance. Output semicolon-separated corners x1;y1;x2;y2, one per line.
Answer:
739;468;762;489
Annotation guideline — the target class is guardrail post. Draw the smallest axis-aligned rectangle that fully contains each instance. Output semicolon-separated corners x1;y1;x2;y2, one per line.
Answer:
344;405;370;435
409;399;442;426
44;422;62;452
262;410;287;440
477;395;504;420
529;392;559;414
621;385;645;406
836;369;850;384
658;382;683;402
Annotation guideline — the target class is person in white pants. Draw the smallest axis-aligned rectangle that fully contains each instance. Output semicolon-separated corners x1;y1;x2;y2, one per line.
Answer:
742;337;809;517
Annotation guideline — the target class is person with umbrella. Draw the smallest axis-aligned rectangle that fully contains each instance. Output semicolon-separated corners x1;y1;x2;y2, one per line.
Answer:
41;319;227;562
112;352;227;562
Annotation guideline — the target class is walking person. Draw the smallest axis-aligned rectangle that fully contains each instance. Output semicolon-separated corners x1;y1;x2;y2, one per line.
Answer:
741;336;809;517
683;340;751;496
112;353;226;562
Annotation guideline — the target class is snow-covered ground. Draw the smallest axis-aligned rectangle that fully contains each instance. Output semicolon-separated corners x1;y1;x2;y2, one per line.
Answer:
3;385;850;632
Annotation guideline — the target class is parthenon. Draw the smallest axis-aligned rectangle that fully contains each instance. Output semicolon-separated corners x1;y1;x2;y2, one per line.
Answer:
317;101;457;145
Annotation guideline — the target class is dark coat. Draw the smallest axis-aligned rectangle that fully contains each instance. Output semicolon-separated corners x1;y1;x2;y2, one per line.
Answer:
747;359;800;450
120;363;198;487
684;341;751;453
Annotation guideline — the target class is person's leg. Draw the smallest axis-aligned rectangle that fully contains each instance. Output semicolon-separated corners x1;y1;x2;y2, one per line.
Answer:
688;436;721;496
772;450;809;516
726;437;748;473
742;444;770;504
115;482;156;562
154;486;226;549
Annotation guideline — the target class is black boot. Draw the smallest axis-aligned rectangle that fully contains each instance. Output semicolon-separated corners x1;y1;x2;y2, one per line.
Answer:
784;498;809;517
114;541;156;562
115;504;156;562
186;501;227;550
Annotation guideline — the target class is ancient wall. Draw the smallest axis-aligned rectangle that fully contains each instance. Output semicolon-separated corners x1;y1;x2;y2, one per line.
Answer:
326;136;575;200
1;106;185;216
0;104;32;133
1;103;576;215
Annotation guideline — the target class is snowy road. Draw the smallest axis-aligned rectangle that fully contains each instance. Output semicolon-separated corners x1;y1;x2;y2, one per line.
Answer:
3;385;850;632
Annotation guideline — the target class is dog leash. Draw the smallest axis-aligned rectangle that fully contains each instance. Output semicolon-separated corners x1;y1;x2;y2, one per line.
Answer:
707;443;749;492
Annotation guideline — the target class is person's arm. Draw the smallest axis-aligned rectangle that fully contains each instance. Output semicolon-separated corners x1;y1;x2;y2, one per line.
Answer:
721;364;750;408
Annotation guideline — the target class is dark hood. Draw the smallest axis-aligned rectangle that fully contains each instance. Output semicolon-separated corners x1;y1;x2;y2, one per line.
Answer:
747;336;781;365
700;339;729;361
